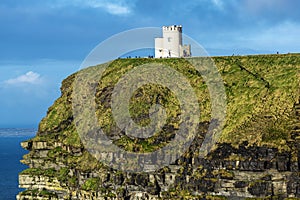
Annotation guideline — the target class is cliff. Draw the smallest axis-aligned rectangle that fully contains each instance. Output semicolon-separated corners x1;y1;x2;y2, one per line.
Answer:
18;54;300;199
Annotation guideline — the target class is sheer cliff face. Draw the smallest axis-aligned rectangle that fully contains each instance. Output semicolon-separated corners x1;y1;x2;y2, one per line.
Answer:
18;55;300;200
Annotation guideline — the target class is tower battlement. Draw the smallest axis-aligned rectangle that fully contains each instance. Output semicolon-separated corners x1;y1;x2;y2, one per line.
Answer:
162;25;182;32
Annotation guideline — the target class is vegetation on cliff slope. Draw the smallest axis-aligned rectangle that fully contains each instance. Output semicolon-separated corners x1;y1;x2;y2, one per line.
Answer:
33;54;300;151
19;54;300;199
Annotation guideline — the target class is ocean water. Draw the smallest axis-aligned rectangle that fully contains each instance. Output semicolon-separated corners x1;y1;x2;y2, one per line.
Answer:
0;128;36;200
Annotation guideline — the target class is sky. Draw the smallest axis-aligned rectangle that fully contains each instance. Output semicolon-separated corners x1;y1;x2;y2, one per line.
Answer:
0;0;300;127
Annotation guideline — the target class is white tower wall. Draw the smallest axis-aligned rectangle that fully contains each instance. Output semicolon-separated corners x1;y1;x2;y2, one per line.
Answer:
162;25;182;57
155;38;164;58
154;25;190;58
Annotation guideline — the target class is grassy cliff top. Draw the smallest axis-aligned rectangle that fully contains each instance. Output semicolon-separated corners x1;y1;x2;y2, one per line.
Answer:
34;54;300;152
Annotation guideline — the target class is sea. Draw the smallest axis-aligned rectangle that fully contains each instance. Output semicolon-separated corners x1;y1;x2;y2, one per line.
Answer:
0;128;36;200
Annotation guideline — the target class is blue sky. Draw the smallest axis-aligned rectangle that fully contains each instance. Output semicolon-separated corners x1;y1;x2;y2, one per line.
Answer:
0;0;299;127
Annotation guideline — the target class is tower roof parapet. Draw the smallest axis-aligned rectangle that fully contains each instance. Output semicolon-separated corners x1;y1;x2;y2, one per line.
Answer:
162;25;182;32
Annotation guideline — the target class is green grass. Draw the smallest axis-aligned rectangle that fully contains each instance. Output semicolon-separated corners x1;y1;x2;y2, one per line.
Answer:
81;177;101;191
27;54;300;153
19;189;58;198
214;54;299;150
20;168;56;177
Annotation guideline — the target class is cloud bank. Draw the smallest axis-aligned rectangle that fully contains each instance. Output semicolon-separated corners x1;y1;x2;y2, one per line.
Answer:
50;0;133;15
4;71;42;85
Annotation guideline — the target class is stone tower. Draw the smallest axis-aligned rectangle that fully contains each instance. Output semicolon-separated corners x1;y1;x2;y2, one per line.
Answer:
155;25;191;58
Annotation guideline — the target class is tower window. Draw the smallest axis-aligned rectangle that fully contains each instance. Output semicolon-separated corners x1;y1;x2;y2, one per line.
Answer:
168;37;172;42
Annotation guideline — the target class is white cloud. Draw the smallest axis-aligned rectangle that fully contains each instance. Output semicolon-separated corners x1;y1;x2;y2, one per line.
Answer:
103;2;131;15
4;71;42;85
236;21;300;53
211;0;224;9
51;0;132;15
243;0;285;13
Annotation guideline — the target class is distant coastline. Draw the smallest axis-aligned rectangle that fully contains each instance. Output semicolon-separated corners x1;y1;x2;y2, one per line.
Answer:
0;128;36;138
